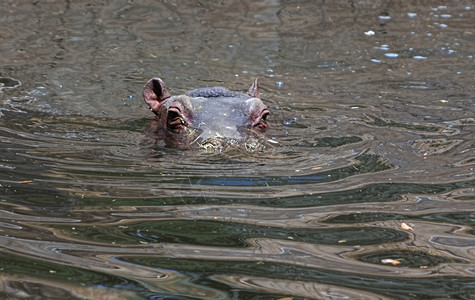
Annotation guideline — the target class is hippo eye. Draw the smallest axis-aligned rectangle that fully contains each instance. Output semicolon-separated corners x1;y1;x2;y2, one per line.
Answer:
167;110;187;131
261;110;269;123
253;109;269;132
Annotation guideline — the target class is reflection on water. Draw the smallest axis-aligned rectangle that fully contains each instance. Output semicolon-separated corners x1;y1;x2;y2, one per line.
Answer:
0;1;474;299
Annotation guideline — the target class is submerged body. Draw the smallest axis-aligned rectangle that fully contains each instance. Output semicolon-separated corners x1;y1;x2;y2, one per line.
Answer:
143;78;269;150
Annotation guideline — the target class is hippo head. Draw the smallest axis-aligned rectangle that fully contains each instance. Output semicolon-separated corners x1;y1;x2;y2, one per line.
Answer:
143;77;269;150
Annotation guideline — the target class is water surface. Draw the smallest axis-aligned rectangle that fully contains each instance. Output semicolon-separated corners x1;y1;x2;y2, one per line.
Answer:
0;1;474;299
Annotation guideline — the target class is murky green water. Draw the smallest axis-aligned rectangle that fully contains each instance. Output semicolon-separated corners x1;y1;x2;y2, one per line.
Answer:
0;1;474;299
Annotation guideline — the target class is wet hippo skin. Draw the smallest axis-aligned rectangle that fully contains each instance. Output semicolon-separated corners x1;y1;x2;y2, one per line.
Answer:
143;78;269;149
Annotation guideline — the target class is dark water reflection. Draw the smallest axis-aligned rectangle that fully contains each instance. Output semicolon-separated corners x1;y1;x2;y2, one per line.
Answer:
0;1;474;299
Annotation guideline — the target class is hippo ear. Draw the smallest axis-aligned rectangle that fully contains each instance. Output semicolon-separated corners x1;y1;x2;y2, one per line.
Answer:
143;78;171;114
247;78;260;98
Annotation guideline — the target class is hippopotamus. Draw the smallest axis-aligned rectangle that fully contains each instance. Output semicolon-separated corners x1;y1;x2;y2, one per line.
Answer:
143;77;269;151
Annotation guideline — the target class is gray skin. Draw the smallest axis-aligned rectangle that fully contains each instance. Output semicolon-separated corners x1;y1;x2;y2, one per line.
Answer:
143;77;269;150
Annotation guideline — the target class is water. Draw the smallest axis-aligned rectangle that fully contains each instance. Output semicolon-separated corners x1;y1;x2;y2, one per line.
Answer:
0;1;474;299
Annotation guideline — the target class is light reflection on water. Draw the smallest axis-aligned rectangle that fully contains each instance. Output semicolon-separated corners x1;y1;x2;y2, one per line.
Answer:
0;1;474;299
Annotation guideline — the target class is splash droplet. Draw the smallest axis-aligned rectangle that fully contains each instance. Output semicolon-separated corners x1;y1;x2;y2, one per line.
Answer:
413;56;427;61
384;53;399;58
364;30;375;36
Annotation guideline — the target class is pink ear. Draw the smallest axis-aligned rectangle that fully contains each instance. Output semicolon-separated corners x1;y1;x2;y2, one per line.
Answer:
143;78;171;114
247;78;260;98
